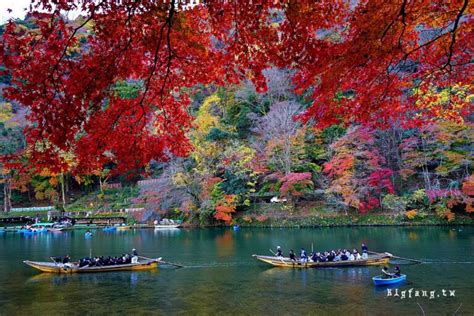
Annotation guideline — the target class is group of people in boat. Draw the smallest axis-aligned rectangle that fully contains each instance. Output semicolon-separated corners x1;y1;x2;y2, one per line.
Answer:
54;249;140;267
276;243;370;263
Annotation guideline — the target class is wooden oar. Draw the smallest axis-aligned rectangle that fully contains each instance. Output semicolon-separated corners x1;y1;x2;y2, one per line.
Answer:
138;255;184;268
368;250;423;264
269;249;290;266
50;257;59;266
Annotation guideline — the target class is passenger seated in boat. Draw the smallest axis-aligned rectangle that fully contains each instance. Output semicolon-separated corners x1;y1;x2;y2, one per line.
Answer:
341;253;348;261
116;256;123;264
289;250;296;261
393;266;401;277
79;258;90;267
334;253;341;262
62;255;71;264
300;248;308;263
355;252;362;260
327;252;335;262
381;266;393;279
276;246;283;257
319;254;327;262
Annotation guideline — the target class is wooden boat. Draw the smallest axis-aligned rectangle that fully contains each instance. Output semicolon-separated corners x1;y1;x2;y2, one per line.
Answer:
117;225;132;230
252;252;392;268
373;274;406;286
23;257;162;273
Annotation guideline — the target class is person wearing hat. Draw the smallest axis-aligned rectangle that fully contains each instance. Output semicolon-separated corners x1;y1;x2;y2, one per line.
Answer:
131;248;139;263
276;246;283;257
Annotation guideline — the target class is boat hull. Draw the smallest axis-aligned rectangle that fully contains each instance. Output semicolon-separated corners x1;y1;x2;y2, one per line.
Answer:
373;274;406;285
253;253;391;268
154;225;180;229
24;258;161;273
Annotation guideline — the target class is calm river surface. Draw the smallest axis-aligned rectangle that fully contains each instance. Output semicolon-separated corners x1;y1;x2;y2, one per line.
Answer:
0;227;473;315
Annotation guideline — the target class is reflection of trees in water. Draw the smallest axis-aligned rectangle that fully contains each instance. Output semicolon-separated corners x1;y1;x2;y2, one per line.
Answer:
215;230;234;257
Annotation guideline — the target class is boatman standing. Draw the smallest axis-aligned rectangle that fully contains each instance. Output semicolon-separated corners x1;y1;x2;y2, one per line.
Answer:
131;248;139;263
276;246;283;257
289;249;296;261
361;242;368;253
300;248;308;263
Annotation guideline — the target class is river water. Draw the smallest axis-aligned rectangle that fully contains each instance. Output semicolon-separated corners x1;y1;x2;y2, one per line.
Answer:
0;227;473;314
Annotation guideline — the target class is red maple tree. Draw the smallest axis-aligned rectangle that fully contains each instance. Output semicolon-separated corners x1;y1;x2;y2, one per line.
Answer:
1;1;471;173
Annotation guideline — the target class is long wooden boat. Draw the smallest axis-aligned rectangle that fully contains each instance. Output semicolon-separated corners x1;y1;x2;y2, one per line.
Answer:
252;252;392;268
23;257;161;273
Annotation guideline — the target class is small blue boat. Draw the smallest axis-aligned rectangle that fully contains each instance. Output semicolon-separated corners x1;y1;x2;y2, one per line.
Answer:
85;232;93;238
102;226;117;232
372;274;406;286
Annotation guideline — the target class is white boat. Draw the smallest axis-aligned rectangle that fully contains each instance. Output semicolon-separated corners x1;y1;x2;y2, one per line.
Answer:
154;219;181;229
154;224;181;229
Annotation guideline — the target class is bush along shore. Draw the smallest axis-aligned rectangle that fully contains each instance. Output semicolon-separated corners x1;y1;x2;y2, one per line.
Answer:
233;213;474;228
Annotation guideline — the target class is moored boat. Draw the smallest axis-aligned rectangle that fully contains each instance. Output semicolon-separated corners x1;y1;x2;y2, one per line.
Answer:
19;228;48;234
154;219;181;229
154;224;181;229
372;274;406;286
24;257;162;273
102;226;117;232
253;252;392;268
117;225;132;230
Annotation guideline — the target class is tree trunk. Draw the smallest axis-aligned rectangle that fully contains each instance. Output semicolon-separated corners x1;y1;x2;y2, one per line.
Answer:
60;173;67;209
3;176;12;213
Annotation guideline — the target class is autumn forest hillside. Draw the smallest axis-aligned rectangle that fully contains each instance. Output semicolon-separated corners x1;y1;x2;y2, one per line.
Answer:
0;7;473;226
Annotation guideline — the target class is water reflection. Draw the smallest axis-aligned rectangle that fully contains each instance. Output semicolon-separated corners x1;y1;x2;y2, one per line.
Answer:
27;270;160;286
153;228;181;237
1;227;472;314
215;230;234;257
